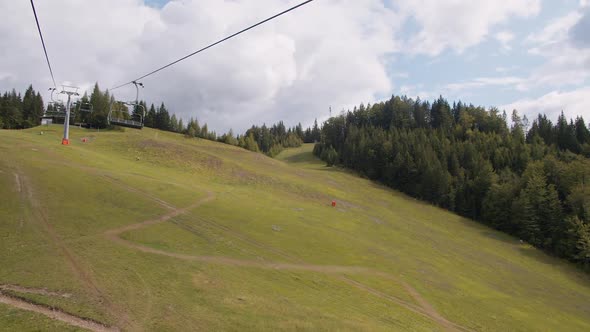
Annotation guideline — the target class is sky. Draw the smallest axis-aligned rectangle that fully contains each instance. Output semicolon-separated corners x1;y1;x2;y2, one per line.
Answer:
1;0;589;133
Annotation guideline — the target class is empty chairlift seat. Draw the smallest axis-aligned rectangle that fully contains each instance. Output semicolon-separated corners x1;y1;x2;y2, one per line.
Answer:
108;101;145;129
109;117;144;129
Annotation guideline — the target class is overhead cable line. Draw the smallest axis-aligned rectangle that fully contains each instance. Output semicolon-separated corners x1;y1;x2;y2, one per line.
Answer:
30;0;57;88
111;0;315;90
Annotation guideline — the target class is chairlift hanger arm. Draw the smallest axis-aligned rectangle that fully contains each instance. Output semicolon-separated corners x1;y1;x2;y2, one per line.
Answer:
132;81;144;104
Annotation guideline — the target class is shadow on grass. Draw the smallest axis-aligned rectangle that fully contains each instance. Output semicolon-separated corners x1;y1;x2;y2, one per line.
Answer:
518;246;590;289
281;152;325;166
479;230;520;245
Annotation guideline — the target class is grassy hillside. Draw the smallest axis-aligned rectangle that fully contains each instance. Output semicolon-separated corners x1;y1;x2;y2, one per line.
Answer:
1;125;589;331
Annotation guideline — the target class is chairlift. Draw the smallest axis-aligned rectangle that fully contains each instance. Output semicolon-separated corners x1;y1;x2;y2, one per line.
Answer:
107;81;145;129
76;101;93;113
45;101;67;116
108;101;145;129
71;101;93;127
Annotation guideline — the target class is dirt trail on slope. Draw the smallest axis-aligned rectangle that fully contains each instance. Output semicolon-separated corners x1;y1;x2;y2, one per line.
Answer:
101;174;176;211
341;277;471;332
15;171;130;330
5;163;470;331
339;277;435;323
0;292;117;332
104;191;215;239
130;269;154;329
13;172;21;192
19;173;99;294
105;191;374;275
190;214;300;262
104;190;471;331
402;280;454;328
26;153;176;211
0;284;71;298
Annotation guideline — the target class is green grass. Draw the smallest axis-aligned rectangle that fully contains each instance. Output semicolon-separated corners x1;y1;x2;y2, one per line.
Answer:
1;125;590;331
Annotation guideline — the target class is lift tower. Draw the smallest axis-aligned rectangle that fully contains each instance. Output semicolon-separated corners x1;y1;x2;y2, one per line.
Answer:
58;85;79;145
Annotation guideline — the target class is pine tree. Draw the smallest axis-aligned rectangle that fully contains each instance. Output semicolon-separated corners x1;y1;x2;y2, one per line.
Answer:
170;114;179;132
145;104;157;128
155;103;170;131
574;117;590;145
430;96;453;131
88;83;110;128
224;129;238;146
542;183;563;250
178;118;184;133
311;119;321;142
556;112;579;152
244;133;259;152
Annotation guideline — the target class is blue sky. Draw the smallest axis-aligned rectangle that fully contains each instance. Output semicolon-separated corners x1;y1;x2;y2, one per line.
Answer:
386;0;587;111
1;0;589;131
145;0;169;8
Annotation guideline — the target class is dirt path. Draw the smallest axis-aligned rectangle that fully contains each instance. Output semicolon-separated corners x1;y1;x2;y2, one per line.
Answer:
0;284;71;299
103;190;471;331
101;174;176;211
190;214;300;262
16;171;131;330
0;292;117;332
13;172;21;192
339;277;433;320
104;191;215;239
5;167;470;331
341;277;472;332
401;280;471;332
19;173;98;294
130;269;154;329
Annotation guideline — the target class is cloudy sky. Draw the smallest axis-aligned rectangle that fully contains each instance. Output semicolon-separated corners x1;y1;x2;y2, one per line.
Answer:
1;0;589;132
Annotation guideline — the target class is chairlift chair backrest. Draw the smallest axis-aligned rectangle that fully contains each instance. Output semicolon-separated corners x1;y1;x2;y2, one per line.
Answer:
77;102;93;113
108;100;145;129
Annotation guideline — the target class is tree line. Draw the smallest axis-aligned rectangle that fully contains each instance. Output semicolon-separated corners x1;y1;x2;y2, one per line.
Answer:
238;120;319;156
313;95;590;268
4;84;589;268
2;83;319;157
0;85;45;129
78;83;325;156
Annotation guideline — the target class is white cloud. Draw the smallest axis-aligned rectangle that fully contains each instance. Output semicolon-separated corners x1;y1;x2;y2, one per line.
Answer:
570;10;590;47
397;0;540;55
495;31;515;50
581;0;589;8
526;11;582;48
0;0;401;132
3;0;588;134
501;87;590;121
495;66;519;73
522;10;590;90
398;84;433;100
445;76;526;92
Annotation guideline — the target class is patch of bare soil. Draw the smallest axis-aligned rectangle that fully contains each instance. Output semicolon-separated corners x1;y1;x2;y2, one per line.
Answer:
0;291;117;332
0;284;71;298
16;171;131;330
13;173;21;192
401;280;472;332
